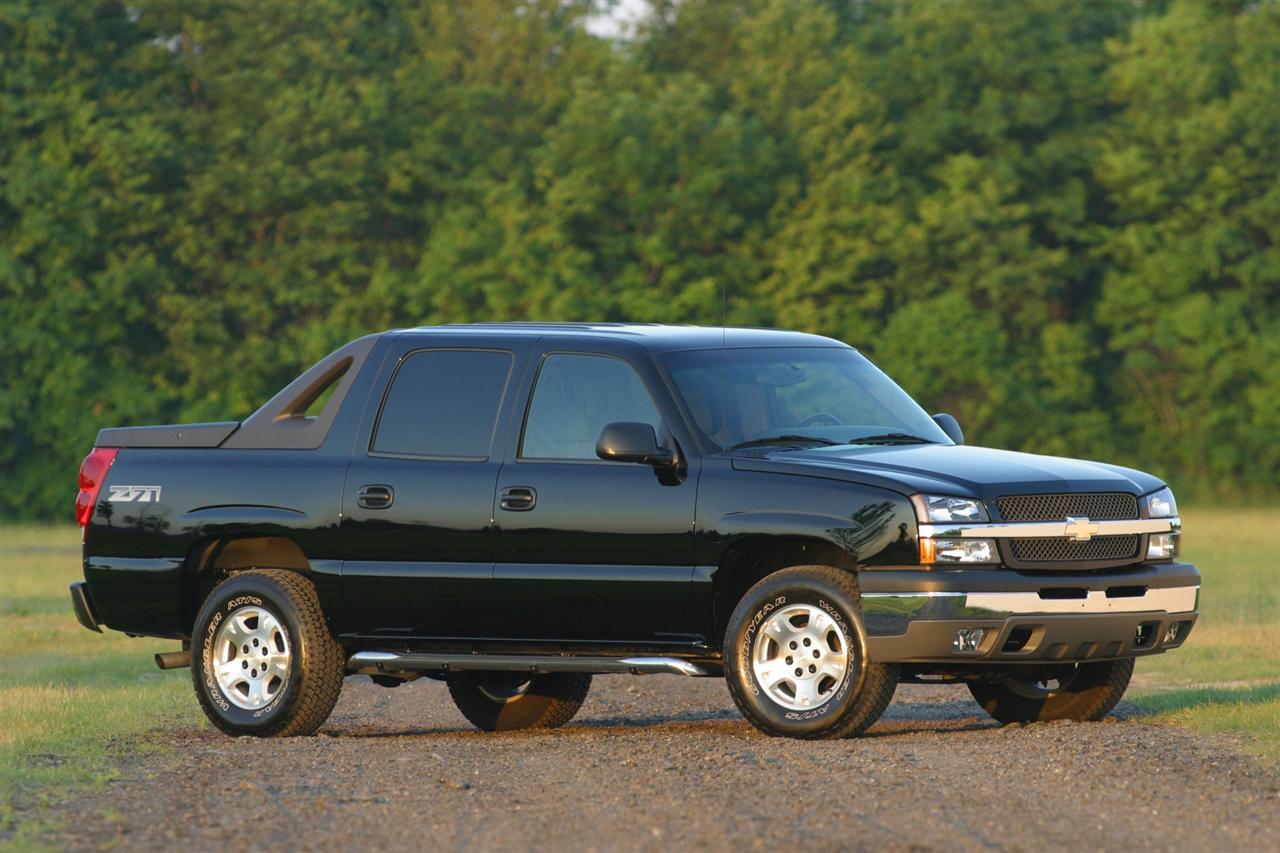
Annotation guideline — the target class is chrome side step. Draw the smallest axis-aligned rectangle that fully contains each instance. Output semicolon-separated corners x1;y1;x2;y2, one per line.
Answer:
347;651;711;677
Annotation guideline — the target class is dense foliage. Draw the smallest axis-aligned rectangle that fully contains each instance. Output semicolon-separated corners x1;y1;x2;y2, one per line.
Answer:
2;0;1277;519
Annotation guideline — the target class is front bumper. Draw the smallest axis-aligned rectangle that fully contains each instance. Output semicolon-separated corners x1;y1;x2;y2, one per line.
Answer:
862;561;1199;664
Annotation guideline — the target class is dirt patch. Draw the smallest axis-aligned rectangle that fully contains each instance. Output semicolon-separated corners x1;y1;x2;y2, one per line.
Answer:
46;677;1280;851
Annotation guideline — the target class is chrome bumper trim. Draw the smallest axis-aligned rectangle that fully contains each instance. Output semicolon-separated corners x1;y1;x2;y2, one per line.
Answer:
918;516;1180;540
864;584;1198;618
964;585;1197;615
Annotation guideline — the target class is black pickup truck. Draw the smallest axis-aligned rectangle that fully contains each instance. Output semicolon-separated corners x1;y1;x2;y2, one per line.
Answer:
71;323;1198;739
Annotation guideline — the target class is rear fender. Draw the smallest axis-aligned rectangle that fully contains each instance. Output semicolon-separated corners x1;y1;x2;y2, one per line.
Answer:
182;514;343;635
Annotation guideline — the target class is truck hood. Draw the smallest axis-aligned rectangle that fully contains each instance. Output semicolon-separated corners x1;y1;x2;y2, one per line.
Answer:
731;443;1165;501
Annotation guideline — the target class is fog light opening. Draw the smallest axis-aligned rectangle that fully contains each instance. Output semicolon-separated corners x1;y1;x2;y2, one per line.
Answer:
1002;627;1034;653
1163;622;1181;645
1134;621;1159;649
952;628;986;654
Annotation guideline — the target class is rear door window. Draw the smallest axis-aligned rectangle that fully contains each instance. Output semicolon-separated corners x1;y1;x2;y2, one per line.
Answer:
372;350;513;459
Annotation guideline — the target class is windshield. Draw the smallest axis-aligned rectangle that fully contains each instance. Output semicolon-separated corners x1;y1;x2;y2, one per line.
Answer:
660;347;951;452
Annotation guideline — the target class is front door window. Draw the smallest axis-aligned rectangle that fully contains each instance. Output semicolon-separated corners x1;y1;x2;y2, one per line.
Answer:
520;354;664;461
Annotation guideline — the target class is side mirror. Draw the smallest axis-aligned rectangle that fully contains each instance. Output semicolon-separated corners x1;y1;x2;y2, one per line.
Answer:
932;413;964;445
596;422;675;467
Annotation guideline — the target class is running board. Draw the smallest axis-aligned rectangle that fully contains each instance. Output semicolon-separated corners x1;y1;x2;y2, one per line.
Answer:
347;651;711;677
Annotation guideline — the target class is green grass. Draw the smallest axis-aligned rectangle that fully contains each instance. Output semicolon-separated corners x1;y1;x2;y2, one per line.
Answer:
1127;507;1280;759
0;509;1277;843
1132;683;1280;755
0;525;200;848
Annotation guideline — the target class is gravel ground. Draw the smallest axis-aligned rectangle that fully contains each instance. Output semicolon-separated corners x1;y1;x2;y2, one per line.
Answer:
51;676;1280;852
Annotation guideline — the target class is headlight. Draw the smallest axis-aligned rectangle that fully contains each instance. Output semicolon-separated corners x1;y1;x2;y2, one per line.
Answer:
911;494;989;523
920;538;998;564
1142;487;1178;518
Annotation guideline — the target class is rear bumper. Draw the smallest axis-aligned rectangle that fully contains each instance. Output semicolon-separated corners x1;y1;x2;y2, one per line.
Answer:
70;581;102;633
862;561;1200;663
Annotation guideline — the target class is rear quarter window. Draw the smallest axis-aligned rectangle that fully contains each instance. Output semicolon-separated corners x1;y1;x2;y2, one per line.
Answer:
372;349;513;459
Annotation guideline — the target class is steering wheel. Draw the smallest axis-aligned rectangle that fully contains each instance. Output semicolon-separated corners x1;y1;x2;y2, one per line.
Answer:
799;413;840;427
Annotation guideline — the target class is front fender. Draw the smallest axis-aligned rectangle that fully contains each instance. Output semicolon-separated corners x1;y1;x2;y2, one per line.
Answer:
711;505;914;566
692;465;918;646
697;466;918;568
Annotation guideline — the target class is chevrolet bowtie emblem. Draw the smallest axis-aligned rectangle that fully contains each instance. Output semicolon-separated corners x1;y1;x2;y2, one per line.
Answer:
1063;516;1100;541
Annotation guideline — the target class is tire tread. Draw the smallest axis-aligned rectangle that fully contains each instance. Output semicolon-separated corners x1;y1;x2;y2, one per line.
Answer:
448;672;592;732
968;657;1134;724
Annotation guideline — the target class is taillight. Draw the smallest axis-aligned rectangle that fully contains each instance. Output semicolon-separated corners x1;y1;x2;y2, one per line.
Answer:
76;447;119;530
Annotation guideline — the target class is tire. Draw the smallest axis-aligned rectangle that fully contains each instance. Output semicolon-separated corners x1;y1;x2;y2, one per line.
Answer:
968;658;1135;724
724;565;898;739
447;672;592;732
191;569;345;737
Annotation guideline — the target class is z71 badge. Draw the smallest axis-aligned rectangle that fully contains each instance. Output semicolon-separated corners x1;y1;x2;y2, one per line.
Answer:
108;485;162;502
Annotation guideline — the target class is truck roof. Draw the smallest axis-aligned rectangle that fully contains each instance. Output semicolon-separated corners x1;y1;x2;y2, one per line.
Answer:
400;323;847;352
95;325;848;450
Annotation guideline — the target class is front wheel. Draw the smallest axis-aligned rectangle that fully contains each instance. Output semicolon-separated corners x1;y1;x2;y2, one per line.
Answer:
191;570;345;737
447;672;592;732
724;565;897;739
968;658;1135;724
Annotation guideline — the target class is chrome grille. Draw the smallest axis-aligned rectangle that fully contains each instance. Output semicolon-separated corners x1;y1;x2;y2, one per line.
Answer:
1008;535;1141;563
996;493;1138;522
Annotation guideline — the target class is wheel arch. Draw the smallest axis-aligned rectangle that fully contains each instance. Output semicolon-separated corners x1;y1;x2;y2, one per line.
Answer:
183;533;312;629
710;534;858;650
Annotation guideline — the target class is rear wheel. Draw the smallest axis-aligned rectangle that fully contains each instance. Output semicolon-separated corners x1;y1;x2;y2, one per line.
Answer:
447;672;592;732
191;570;345;737
968;658;1135;724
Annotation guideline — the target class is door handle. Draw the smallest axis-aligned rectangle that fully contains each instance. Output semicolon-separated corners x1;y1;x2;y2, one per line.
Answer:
357;484;394;510
499;486;536;512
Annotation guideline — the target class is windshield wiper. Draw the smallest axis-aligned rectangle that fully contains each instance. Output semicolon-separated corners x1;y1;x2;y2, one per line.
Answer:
848;433;934;445
729;435;841;452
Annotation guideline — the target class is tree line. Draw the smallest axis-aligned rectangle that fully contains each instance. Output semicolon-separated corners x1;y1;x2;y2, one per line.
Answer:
2;0;1277;520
